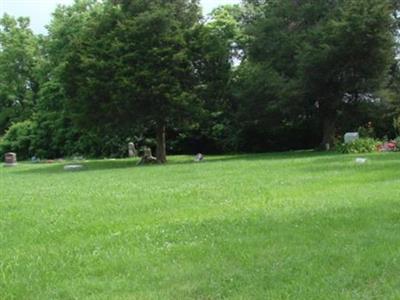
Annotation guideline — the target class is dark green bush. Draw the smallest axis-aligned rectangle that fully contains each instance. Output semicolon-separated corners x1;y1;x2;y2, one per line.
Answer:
336;138;379;154
0;114;132;160
358;124;375;138
0;120;37;159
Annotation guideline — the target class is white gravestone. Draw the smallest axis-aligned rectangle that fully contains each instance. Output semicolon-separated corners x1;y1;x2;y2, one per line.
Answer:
344;132;359;144
128;142;137;157
64;164;84;171
355;158;367;164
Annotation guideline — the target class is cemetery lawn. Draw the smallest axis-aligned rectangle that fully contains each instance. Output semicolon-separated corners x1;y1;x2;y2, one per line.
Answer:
1;152;400;300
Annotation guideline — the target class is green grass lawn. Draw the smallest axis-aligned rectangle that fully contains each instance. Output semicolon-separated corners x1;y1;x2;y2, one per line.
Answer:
1;152;400;299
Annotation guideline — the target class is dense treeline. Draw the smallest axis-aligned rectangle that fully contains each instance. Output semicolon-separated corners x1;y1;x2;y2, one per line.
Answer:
0;0;399;162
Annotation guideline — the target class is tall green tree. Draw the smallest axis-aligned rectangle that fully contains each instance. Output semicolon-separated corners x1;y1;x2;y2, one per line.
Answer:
51;0;202;163
0;14;40;134
180;4;243;152
245;0;395;148
113;0;201;163
299;0;395;147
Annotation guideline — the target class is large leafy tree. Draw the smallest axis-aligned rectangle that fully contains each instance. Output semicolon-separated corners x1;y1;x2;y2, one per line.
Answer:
245;0;395;148
112;0;201;163
0;14;40;134
235;0;318;151
180;4;243;153
34;1;102;157
50;0;201;163
299;0;395;147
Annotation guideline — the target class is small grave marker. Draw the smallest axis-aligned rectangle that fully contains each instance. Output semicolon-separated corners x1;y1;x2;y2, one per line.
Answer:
355;158;367;164
4;152;17;167
138;147;157;165
64;164;84;171
194;153;204;162
344;132;359;144
128;142;137;157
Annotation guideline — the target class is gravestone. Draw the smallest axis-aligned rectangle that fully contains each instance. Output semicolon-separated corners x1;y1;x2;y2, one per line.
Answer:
31;156;40;163
194;153;204;162
355;158;367;164
344;132;359;144
138;147;157;165
128;142;137;157
64;164;84;171
4;152;17;167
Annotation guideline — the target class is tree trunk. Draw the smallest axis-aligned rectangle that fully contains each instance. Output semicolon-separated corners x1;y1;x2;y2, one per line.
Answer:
156;123;167;164
321;115;336;150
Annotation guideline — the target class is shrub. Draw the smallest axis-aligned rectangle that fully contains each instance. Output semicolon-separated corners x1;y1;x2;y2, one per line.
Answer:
394;137;400;151
336;138;379;154
0;120;37;160
0;113;138;160
358;123;375;138
377;140;398;152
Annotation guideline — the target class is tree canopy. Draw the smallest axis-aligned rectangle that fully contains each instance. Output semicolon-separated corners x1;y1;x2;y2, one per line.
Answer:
0;14;40;133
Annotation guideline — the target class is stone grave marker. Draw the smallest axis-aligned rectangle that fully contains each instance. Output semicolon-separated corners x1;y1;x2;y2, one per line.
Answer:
128;142;137;157
355;158;367;164
194;153;204;162
344;132;359;144
64;164;84;171
138;147;157;165
4;152;17;167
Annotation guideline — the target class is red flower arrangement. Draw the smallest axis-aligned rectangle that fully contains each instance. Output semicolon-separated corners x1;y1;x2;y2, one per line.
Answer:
377;141;399;152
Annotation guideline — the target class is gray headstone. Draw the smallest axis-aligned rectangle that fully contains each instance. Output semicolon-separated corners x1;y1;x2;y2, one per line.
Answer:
137;147;157;165
128;142;137;157
194;153;204;162
355;158;367;164
64;164;84;171
31;156;40;163
4;152;17;167
344;132;359;144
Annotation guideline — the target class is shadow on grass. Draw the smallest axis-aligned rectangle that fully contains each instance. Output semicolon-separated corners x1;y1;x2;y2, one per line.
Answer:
11;151;399;176
10;151;333;175
11;159;141;175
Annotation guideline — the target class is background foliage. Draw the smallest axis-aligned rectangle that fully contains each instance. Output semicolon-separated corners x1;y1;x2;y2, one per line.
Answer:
0;0;399;160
